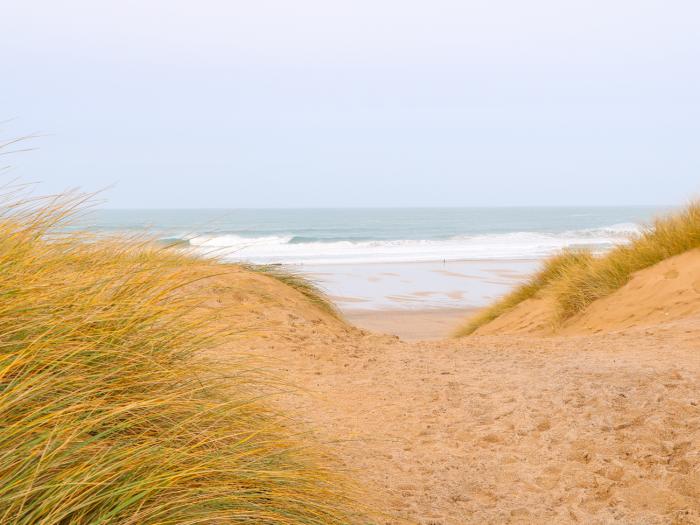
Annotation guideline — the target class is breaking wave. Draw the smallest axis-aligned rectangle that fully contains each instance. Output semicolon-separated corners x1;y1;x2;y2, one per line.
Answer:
182;223;642;265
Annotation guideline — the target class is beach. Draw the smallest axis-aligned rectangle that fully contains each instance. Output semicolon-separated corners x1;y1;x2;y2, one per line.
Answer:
14;202;699;524
195;211;700;523
3;195;699;524
81;207;661;338
206;248;700;524
306;259;538;309
307;258;537;339
344;307;475;340
7;2;699;521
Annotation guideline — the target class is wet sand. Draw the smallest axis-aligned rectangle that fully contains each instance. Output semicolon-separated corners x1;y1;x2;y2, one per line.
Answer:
304;259;538;311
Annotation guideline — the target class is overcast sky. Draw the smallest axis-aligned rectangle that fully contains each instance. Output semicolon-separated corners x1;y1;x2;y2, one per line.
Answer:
3;1;699;208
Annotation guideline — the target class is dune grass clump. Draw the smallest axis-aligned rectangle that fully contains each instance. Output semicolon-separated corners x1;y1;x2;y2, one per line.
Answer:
458;201;700;335
455;250;593;336
0;191;362;524
550;200;700;319
242;263;342;319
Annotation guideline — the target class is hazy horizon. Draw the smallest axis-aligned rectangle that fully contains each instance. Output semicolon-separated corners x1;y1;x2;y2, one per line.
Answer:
5;1;699;208
95;204;670;210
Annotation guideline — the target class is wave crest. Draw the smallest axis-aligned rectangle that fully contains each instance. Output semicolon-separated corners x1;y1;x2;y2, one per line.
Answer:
180;223;641;265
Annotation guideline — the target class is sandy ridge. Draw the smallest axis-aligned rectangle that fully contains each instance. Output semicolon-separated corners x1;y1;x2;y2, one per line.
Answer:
474;249;700;337
204;264;700;524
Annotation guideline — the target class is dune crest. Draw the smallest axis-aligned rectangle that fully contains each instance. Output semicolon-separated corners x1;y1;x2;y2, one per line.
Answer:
473;248;700;336
561;248;700;334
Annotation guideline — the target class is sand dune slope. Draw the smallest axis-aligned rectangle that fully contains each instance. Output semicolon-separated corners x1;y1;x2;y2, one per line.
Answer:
562;248;700;334
471;296;555;336
208;265;700;524
474;248;700;337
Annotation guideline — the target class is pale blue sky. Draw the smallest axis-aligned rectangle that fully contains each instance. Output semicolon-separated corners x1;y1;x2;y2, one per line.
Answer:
4;1;699;208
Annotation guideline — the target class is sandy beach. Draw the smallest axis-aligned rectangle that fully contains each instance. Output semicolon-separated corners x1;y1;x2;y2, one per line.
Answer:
205;249;700;524
345;307;475;340
302;259;536;340
305;259;539;312
2;194;698;524
8;3;699;521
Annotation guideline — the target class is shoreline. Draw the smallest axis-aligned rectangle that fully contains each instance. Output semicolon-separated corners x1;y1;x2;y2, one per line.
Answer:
303;258;539;312
281;256;543;267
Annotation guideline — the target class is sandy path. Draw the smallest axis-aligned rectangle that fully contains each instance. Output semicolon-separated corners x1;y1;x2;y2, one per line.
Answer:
207;268;700;524
344;307;475;341
273;319;700;524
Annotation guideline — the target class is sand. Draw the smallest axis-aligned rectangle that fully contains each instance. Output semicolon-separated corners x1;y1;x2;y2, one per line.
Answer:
282;323;700;524
561;248;700;335
473;248;700;337
201;263;700;524
304;259;539;311
344;307;475;340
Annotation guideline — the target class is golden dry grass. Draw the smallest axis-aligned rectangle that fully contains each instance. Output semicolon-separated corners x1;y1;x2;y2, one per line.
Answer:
241;264;342;320
0;188;364;524
550;200;700;319
457;201;700;335
454;250;593;336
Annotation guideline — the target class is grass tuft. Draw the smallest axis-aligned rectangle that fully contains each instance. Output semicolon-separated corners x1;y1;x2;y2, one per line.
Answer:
454;250;593;336
457;200;700;335
242;264;342;319
550;200;700;320
0;187;363;524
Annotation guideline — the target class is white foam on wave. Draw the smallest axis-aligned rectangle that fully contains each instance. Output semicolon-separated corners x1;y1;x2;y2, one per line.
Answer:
571;222;643;236
188;234;294;248
184;223;642;265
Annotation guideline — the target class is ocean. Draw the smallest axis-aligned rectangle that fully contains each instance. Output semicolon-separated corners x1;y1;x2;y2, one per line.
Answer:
81;206;667;309
83;206;662;264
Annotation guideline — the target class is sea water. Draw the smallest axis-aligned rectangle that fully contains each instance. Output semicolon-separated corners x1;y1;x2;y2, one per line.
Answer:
80;207;666;309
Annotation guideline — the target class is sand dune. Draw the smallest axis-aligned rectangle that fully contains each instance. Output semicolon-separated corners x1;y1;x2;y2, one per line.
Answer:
345;308;475;341
203;262;700;524
562;248;700;334
474;248;700;337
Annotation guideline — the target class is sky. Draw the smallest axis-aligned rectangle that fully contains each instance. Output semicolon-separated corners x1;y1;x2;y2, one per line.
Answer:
3;1;699;208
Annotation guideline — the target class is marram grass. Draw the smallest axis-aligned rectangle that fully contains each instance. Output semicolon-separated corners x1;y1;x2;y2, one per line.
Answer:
457;200;700;335
0;190;364;524
550;200;700;320
241;263;342;319
454;250;593;336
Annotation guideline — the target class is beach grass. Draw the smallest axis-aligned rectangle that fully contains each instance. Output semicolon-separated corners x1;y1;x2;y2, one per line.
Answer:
550;200;700;320
458;200;700;335
242;263;342;319
455;249;594;336
0;189;362;524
